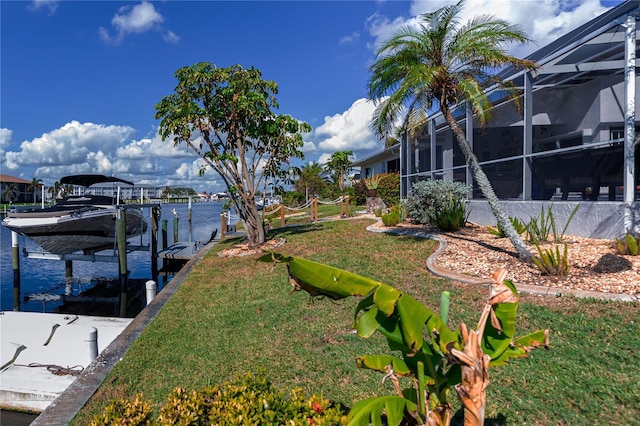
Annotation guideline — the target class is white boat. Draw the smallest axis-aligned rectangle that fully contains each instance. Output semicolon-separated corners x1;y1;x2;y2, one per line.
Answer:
2;175;148;255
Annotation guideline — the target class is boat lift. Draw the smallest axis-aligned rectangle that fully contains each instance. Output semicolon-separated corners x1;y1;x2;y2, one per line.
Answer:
9;203;162;317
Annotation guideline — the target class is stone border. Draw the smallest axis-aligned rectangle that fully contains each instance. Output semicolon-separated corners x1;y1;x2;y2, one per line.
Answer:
366;220;639;303
30;241;217;425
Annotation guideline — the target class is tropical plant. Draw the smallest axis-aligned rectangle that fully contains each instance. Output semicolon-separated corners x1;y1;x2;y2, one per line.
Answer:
527;206;552;244
433;194;468;231
368;0;537;261
615;232;640;256
550;203;581;243
155;62;311;247
324;151;354;192
260;254;549;426
488;216;528;238
363;174;383;190
27;177;43;205
532;243;570;277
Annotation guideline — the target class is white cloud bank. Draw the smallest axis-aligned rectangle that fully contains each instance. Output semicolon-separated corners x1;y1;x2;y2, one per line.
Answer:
1;121;222;191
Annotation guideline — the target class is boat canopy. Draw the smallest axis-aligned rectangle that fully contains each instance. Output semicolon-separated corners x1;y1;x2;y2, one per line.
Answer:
60;174;134;187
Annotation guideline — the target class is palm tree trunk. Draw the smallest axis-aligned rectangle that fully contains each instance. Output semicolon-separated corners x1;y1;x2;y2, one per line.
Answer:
442;107;532;261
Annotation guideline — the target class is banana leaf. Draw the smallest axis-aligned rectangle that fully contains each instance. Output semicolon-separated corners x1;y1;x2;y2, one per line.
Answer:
347;396;417;426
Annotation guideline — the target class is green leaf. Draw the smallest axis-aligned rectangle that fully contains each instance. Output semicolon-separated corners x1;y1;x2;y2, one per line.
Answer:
489;330;548;367
287;256;382;299
357;306;381;338
355;355;411;377
348;396;416;426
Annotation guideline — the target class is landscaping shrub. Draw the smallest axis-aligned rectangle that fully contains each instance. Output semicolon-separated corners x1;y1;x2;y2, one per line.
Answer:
433;195;468;231
406;179;470;227
381;205;404;226
376;173;400;207
90;372;348;426
616;232;640;255
352;179;367;205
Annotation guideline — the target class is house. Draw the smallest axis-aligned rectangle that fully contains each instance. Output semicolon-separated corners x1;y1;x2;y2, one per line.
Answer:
394;0;640;239
0;174;32;204
353;144;400;179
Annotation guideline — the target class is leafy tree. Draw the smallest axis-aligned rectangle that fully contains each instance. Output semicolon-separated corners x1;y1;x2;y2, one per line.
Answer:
324;150;353;192
27;177;43;205
368;0;536;260
294;162;326;202
155;63;311;246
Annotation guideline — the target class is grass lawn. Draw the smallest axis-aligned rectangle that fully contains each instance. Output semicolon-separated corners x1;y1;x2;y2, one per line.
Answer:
73;218;639;425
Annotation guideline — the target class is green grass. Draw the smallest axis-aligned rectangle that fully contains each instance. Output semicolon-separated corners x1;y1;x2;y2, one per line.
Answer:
73;219;640;425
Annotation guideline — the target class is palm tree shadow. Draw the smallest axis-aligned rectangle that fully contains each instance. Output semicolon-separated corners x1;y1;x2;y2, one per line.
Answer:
444;232;521;261
268;223;325;239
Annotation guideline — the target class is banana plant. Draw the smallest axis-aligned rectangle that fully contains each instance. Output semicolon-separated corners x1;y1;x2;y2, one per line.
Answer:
259;253;549;426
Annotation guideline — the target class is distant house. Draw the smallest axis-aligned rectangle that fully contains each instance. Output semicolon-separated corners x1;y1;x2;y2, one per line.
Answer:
389;1;639;239
0;174;32;203
353;144;400;179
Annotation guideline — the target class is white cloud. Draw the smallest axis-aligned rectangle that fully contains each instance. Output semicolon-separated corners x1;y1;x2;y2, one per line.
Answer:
339;31;360;45
163;30;180;44
368;0;612;58
0;128;12;156
27;0;59;15
4;121;136;169
314;98;381;154
99;1;179;45
0;121;226;190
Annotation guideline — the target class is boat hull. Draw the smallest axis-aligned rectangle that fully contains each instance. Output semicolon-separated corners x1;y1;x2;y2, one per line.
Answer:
2;208;147;254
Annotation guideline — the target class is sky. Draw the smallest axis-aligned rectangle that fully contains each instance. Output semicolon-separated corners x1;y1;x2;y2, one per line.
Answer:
0;0;625;193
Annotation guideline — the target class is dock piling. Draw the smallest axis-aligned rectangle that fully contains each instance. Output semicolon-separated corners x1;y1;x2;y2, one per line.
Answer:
86;327;98;363
11;231;20;311
145;280;157;305
161;219;168;250
173;216;179;243
116;209;128;318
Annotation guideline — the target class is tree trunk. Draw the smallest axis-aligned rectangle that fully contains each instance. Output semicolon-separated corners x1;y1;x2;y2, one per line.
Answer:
442;108;532;261
238;198;266;247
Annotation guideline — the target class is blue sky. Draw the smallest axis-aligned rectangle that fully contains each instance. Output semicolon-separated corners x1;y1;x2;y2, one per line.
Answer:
1;0;624;193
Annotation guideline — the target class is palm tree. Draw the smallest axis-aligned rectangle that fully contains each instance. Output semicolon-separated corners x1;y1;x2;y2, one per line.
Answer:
2;183;20;203
48;181;62;201
324;150;353;192
294;162;326;202
27;177;43;205
368;0;535;261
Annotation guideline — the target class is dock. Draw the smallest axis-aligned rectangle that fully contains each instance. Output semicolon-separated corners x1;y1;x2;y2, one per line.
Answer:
157;241;203;261
0;311;132;413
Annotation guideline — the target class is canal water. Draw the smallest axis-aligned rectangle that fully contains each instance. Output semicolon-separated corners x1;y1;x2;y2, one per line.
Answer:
0;202;226;313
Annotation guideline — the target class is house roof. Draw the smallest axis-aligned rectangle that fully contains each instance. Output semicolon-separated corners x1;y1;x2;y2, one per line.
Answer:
0;174;31;184
353;143;401;167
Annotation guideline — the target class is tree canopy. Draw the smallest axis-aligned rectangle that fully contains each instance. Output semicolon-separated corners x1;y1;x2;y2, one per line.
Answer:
155;62;311;246
324;151;354;192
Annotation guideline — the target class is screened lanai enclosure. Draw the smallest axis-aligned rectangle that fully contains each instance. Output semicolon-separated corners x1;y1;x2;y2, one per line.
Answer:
399;1;640;239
